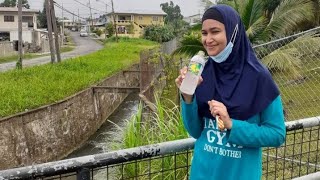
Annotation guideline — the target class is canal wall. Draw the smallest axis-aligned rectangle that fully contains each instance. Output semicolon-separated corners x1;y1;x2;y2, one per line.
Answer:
0;65;140;170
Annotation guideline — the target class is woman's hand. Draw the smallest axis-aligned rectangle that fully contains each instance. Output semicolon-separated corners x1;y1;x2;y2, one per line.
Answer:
208;100;232;130
175;66;203;103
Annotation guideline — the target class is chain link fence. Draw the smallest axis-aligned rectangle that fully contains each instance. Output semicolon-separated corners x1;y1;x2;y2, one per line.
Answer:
253;26;320;121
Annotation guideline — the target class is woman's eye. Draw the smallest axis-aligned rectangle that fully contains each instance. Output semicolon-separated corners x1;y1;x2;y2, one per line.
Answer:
201;32;207;36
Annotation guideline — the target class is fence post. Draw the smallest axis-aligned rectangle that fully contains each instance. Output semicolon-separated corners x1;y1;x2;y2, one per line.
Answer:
77;168;91;180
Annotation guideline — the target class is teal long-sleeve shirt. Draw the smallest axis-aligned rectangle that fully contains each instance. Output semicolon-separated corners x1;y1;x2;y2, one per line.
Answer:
181;95;286;180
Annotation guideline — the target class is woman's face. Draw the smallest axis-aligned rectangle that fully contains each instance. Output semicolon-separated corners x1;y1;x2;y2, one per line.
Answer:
201;19;227;56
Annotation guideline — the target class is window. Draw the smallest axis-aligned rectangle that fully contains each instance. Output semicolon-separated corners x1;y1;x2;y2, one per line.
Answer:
152;16;158;21
4;15;14;22
139;16;143;20
22;16;33;27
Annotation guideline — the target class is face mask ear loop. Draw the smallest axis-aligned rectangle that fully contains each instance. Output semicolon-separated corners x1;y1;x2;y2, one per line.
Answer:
230;24;238;44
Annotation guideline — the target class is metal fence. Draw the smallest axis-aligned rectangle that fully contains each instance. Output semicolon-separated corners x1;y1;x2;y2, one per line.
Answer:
253;26;320;121
0;117;319;180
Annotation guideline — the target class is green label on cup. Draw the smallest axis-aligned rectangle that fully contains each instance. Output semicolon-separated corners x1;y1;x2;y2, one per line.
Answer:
188;62;202;75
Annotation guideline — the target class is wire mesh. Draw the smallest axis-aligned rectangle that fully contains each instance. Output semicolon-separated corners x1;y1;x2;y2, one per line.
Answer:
253;27;320;121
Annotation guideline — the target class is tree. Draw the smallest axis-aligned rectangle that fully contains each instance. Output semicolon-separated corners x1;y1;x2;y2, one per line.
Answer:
160;1;184;35
37;2;47;28
0;0;30;8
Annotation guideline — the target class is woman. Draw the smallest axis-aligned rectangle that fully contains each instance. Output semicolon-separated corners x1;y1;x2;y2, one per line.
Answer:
175;5;286;180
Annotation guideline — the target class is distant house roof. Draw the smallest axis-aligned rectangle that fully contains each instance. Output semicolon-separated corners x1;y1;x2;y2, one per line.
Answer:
0;7;39;13
107;9;166;16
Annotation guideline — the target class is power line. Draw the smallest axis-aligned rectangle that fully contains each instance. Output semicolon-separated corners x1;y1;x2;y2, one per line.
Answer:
53;2;87;20
71;0;105;13
95;0;111;9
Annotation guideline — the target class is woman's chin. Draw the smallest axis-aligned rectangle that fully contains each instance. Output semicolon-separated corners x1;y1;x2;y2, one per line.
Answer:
207;52;218;56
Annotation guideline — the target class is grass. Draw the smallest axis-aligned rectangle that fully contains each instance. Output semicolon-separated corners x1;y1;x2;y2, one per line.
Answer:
60;46;75;53
0;46;75;64
0;38;158;118
273;58;320;121
105;97;190;179
0;53;44;64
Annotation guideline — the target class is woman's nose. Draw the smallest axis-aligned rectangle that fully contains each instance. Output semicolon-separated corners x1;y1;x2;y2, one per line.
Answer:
206;34;215;43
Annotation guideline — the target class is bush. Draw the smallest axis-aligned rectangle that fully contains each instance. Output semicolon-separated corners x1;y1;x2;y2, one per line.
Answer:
143;25;175;43
106;23;114;37
96;29;103;36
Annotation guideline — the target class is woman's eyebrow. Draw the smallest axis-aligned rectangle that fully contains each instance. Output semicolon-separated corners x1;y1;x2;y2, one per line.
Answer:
202;27;220;31
209;27;220;31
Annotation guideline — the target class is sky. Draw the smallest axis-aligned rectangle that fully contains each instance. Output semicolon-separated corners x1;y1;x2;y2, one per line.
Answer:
19;0;205;20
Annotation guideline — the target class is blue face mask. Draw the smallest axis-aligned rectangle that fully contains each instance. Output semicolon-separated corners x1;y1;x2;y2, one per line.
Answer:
210;24;238;63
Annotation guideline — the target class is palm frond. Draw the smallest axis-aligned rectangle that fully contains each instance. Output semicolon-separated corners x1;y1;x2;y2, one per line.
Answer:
265;0;316;39
241;0;265;29
172;32;205;57
279;32;320;58
262;47;302;77
246;15;269;43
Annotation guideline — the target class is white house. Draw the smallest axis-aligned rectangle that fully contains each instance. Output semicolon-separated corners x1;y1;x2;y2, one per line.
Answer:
183;13;202;26
0;7;39;42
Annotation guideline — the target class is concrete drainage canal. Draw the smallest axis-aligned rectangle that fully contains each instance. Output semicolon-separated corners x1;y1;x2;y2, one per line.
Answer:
67;92;140;158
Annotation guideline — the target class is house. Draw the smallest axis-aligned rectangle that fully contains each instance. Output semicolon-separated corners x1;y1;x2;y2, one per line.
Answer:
60;19;78;28
0;7;39;42
183;13;202;26
107;9;166;38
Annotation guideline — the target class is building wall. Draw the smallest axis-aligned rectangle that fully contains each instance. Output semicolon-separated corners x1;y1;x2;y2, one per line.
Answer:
10;30;33;43
0;12;37;31
133;15;164;26
108;14;165;38
0;42;16;57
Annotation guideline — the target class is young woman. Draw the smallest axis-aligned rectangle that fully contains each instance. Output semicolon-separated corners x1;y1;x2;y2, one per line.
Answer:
175;5;286;179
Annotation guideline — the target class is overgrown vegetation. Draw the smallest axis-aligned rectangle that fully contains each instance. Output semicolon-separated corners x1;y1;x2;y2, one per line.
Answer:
0;38;158;118
106;97;189;179
142;1;188;43
143;25;175;42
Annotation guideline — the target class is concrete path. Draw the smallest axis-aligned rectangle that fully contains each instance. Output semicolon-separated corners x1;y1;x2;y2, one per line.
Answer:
0;31;103;72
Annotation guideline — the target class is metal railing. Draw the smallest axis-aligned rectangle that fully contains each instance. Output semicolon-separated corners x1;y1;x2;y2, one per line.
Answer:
0;116;319;180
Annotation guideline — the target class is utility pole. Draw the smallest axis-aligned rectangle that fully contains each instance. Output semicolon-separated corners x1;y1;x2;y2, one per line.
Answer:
78;8;80;31
45;0;56;63
111;0;118;42
104;3;107;39
16;0;22;69
61;3;65;45
50;0;61;62
88;0;93;33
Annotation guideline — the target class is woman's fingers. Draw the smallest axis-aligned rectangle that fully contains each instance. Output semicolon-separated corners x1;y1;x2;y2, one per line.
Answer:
176;66;188;88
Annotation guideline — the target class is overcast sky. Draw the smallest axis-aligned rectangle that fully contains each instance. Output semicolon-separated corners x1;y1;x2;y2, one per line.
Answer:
15;0;206;20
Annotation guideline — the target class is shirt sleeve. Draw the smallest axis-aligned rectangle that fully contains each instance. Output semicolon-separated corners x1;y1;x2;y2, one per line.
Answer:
227;95;286;148
180;94;203;139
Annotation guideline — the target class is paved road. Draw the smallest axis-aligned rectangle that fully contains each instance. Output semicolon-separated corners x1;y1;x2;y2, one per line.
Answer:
0;31;103;72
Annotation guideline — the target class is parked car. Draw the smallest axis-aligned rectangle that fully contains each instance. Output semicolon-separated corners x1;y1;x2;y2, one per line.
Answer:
80;30;88;37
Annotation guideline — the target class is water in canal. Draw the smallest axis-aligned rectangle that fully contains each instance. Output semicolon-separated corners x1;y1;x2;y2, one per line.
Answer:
67;92;139;158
